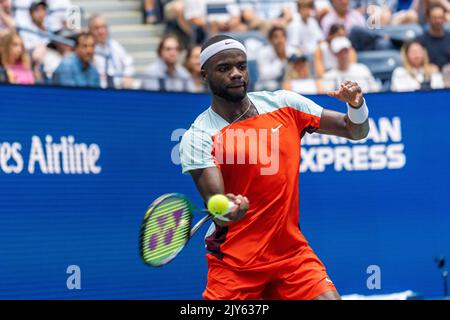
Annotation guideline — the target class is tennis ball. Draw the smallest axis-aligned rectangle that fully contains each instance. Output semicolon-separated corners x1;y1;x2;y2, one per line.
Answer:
207;194;230;216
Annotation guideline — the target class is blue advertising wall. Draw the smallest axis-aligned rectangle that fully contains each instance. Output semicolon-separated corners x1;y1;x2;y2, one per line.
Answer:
0;84;449;299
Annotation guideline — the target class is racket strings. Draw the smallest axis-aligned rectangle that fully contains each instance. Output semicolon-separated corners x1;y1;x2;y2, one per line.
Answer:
141;196;192;265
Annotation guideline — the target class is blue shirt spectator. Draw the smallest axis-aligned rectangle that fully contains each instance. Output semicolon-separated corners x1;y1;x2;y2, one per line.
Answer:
53;32;100;87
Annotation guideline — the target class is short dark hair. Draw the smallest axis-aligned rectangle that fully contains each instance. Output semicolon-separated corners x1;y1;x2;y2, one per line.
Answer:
426;3;446;17
157;34;182;57
74;32;94;47
268;26;286;40
328;23;345;37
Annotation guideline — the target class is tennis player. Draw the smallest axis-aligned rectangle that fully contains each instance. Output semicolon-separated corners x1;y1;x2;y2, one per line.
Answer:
179;35;370;300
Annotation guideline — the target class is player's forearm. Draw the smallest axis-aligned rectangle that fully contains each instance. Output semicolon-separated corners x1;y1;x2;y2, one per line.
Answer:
345;115;369;140
190;167;225;205
190;168;226;226
189;168;248;227
345;99;370;140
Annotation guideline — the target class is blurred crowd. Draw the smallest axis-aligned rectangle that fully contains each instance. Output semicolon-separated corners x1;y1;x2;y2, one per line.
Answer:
0;0;449;94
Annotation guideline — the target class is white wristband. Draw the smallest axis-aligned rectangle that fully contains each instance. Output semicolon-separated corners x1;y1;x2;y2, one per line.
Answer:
347;99;369;124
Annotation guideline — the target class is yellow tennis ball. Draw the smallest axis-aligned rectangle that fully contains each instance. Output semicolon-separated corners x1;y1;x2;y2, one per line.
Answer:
207;194;230;216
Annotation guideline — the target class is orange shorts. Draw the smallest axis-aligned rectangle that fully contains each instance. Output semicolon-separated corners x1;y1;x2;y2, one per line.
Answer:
203;246;337;300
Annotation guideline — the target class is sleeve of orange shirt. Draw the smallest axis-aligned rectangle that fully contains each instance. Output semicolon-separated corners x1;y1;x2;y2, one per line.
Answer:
278;90;323;136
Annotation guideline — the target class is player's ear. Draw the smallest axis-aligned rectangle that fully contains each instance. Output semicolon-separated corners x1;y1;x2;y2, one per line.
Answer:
201;68;207;82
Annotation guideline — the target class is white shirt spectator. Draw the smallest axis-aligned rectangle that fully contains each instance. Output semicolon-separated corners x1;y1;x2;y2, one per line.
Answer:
94;39;134;89
256;44;297;91
290;78;318;94
315;0;332;11
239;0;296;20
46;0;72;31
184;0;240;23
322;63;380;92
390;67;444;92
19;19;51;50
12;0;33;27
14;0;70;31
318;41;338;71
141;58;196;92
287;14;324;54
42;47;63;78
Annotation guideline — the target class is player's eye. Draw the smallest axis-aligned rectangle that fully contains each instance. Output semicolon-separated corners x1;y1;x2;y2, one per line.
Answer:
239;64;247;71
217;65;229;72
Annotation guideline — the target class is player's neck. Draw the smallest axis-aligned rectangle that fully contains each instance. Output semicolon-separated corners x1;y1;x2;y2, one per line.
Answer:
211;95;252;123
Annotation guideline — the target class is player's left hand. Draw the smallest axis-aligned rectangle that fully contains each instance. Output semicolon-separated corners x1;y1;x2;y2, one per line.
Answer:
327;81;364;108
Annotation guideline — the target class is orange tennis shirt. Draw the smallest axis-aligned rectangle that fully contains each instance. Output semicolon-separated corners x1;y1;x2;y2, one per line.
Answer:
180;90;323;270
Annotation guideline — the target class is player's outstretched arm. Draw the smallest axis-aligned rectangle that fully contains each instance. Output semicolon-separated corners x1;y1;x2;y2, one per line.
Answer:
189;167;249;227
317;81;370;140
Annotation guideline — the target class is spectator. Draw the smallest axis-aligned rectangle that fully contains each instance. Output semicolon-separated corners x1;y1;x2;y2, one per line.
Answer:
184;0;247;36
183;44;206;92
19;1;52;52
163;0;194;48
52;32;100;87
315;0;333;22
88;14;135;89
392;0;450;25
240;0;295;34
282;54;321;94
391;39;444;91
40;28;74;81
322;36;380;92
0;32;35;84
12;0;33;27
287;0;324;54
0;30;9;82
353;0;398;27
144;0;158;24
46;0;73;31
313;23;357;78
256;26;298;91
320;0;366;36
417;3;450;70
141;34;194;92
0;0;15;35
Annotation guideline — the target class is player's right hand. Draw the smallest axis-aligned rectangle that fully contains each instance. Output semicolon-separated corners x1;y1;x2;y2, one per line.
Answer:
214;194;249;226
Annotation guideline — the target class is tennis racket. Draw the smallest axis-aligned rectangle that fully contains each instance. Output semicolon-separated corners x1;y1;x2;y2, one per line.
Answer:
139;193;232;267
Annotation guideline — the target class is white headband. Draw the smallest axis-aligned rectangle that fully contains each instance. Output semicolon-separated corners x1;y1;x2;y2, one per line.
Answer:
200;39;247;68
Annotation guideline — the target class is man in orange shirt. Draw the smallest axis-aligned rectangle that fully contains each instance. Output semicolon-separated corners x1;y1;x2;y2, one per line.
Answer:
179;35;370;300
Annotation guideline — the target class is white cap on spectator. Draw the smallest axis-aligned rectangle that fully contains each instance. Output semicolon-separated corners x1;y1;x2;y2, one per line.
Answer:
330;37;352;54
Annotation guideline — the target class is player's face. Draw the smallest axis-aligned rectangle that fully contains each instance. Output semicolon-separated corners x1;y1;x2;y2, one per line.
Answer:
203;49;249;102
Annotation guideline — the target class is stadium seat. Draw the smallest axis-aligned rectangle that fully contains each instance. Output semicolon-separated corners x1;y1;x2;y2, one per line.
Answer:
357;50;402;83
247;59;259;92
379;24;424;46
